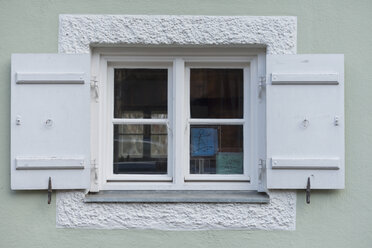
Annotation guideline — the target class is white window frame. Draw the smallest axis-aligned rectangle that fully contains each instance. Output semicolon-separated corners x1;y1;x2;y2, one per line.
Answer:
184;62;251;182
106;62;174;183
91;47;266;192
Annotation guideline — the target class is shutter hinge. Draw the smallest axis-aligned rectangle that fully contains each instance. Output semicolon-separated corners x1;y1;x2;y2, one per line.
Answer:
258;158;266;170
90;159;99;181
90;76;99;102
258;158;266;181
258;76;266;98
258;158;267;192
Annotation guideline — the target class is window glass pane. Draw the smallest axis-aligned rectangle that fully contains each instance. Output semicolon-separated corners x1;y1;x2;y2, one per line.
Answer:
190;69;243;119
122;111;144;119
190;125;243;174
114;124;167;174
114;69;168;119
151;112;167;119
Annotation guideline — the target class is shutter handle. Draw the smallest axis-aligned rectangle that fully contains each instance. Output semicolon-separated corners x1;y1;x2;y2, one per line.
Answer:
306;177;311;204
47;177;52;204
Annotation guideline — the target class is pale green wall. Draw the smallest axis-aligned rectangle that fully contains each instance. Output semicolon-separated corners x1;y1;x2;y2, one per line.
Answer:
0;0;371;247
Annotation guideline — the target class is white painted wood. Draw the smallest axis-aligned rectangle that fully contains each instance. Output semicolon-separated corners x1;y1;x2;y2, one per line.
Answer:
101;181;255;191
184;175;250;182
93;47;266;57
107;175;173;182
91;50;266;191
16;72;85;84
11;54;90;190
183;61;253;184
188;119;245;125
271;158;340;170
112;119;168;125
266;54;344;189
103;63;174;183
256;53;267;192
271;73;339;85
97;58;109;191
89;51;101;192
173;58;186;186
15;157;85;170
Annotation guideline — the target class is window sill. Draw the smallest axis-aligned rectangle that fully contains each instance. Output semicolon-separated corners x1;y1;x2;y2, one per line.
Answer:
84;190;269;203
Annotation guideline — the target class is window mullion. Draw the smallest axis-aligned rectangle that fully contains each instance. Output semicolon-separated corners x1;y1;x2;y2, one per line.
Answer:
172;58;186;186
112;118;168;125
188;119;245;125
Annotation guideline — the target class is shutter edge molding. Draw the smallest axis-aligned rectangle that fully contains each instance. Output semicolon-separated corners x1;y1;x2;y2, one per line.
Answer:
270;158;340;170
271;73;339;85
15;157;85;170
16;72;86;84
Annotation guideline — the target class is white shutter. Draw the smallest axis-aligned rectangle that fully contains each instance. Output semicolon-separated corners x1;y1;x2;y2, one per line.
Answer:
11;54;90;190
266;54;344;189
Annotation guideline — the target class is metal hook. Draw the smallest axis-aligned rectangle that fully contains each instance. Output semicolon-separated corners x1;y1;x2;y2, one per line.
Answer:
48;177;52;204
306;177;311;204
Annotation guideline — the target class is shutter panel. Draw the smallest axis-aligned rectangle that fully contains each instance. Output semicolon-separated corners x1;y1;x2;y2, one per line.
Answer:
11;54;90;190
266;54;344;189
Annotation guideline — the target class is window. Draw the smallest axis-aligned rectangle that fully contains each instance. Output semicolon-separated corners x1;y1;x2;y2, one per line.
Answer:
10;49;344;194
92;47;265;191
10;15;343;229
113;69;169;175
186;67;246;181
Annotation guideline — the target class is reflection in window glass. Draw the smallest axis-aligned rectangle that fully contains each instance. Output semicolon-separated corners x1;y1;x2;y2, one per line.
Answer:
114;124;167;174
190;125;243;174
190;69;243;119
114;69;168;119
122;111;144;119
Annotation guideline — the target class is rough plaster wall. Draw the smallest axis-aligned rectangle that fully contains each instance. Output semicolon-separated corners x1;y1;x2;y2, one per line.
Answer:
56;191;296;230
58;15;297;54
57;15;297;230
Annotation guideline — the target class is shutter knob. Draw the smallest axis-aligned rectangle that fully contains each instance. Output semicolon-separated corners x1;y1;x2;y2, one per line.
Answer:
302;118;309;128
45;119;53;128
16;116;21;125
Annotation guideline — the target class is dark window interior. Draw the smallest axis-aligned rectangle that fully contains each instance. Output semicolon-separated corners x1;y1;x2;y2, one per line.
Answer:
113;69;168;174
190;68;243;119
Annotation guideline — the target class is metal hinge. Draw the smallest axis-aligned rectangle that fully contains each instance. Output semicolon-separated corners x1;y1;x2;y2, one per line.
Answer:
90;159;98;181
90;76;99;102
257;158;267;192
258;158;266;170
258;158;266;181
258;76;266;98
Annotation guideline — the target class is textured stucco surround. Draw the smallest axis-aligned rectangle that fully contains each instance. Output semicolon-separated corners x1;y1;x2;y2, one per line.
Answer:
57;15;297;230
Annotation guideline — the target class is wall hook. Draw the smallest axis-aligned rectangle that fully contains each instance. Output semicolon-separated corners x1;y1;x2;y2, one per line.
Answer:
48;177;52;204
306;177;311;204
